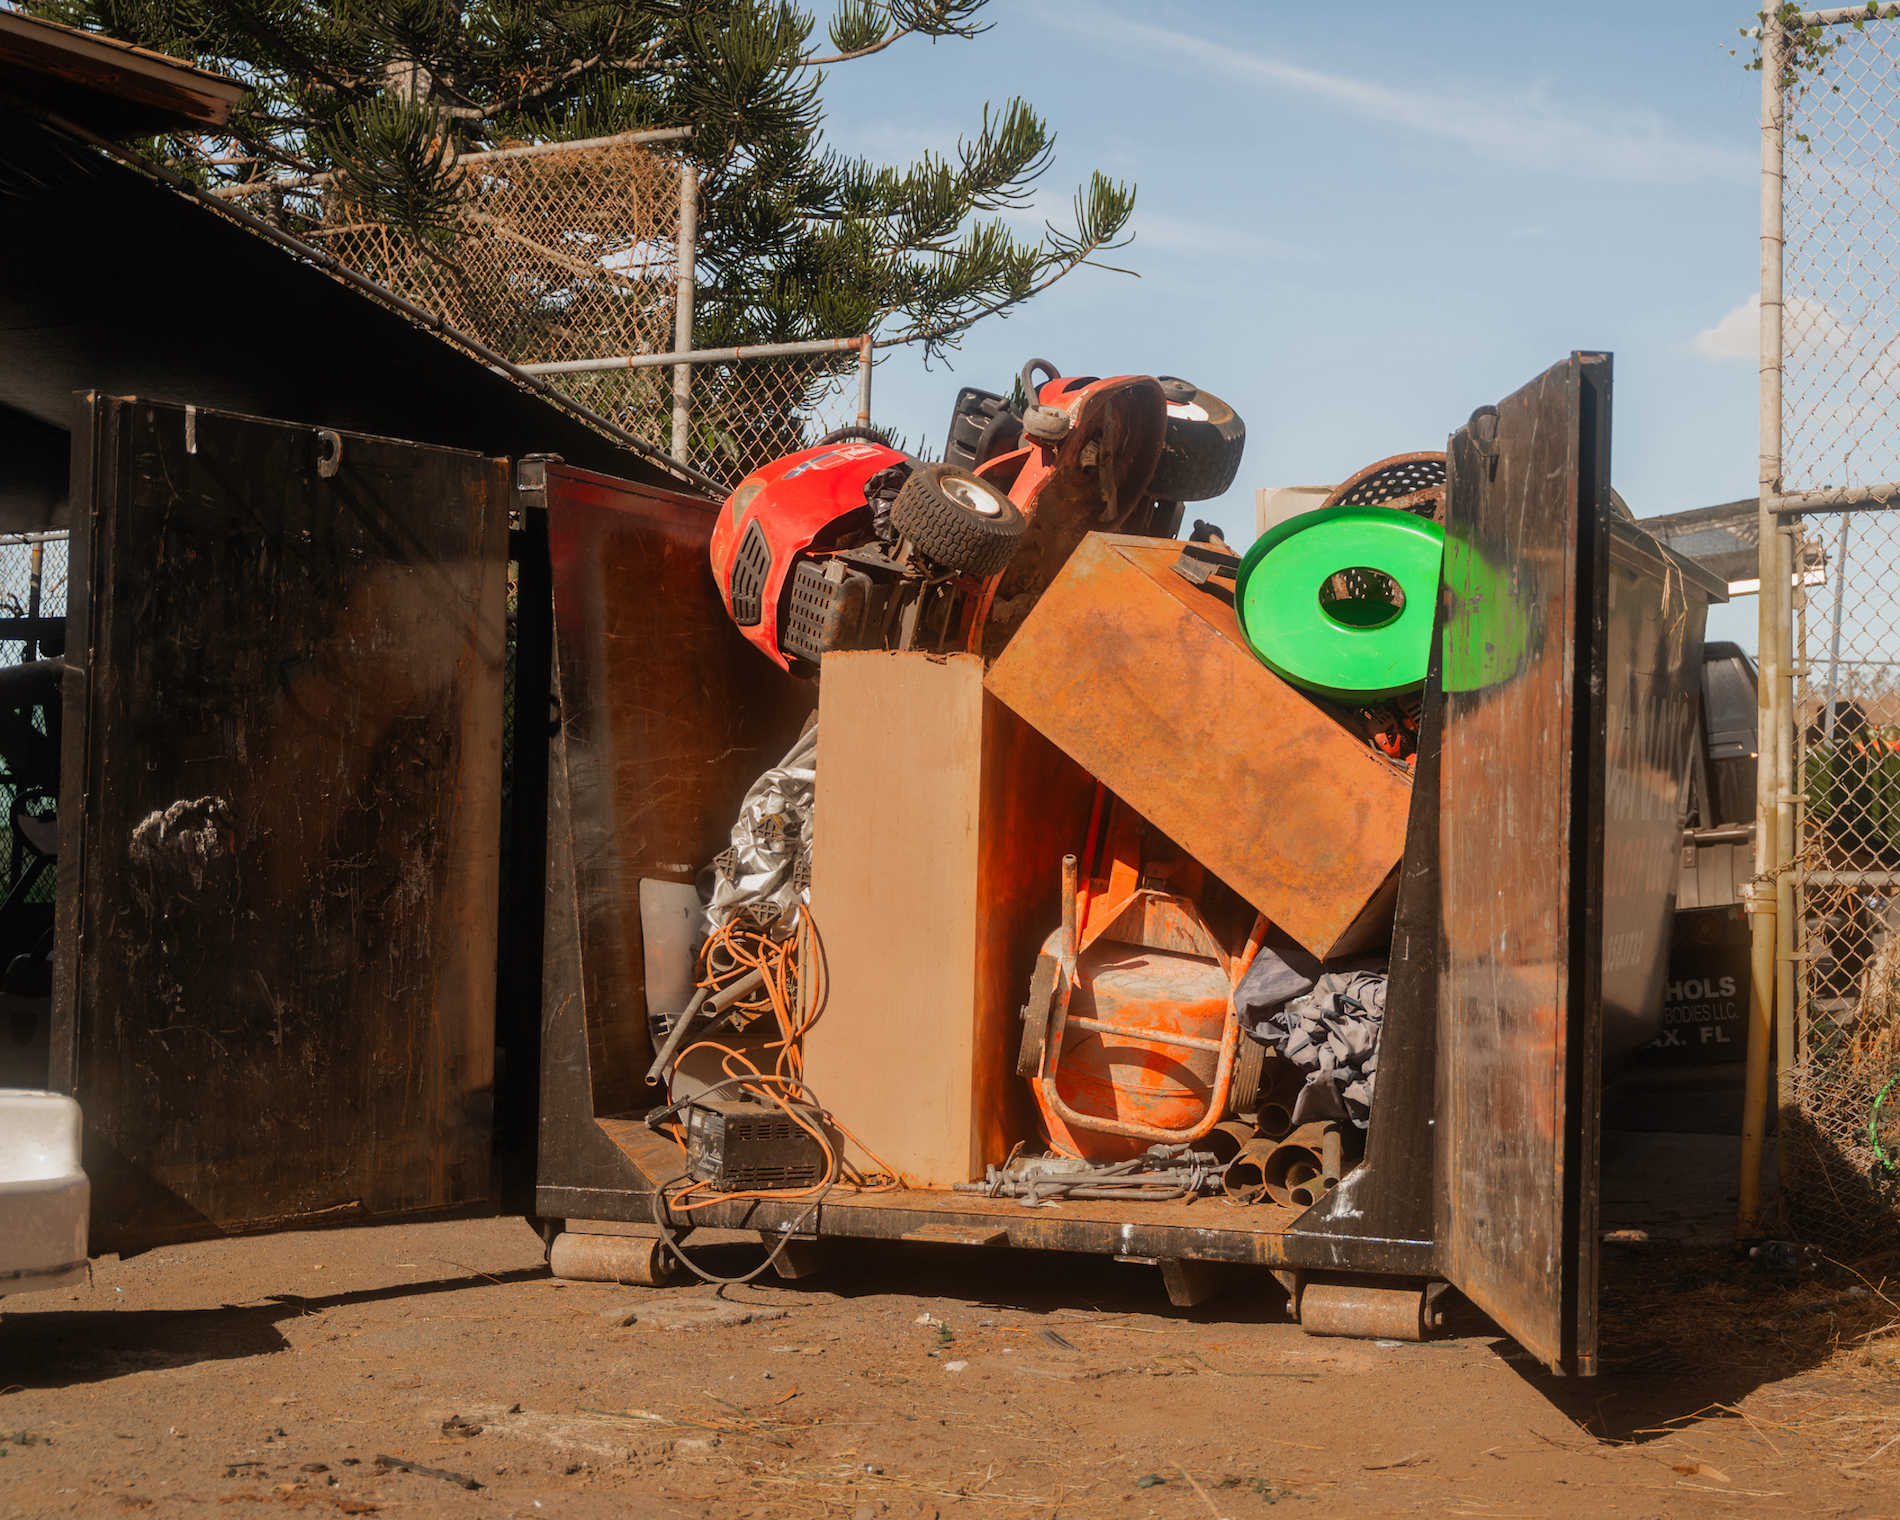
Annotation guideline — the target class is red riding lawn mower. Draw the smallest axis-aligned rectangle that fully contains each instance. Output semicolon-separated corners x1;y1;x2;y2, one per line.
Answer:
710;358;1246;673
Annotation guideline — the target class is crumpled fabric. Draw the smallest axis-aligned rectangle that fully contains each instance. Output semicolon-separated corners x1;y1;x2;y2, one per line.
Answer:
1233;939;1323;1036
1260;965;1388;1130
705;725;816;937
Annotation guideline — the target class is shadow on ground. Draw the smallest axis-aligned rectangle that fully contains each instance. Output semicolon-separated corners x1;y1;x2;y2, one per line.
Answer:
0;1267;547;1390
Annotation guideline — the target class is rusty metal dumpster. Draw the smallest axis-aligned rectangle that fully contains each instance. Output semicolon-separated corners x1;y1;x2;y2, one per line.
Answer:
45;353;1722;1378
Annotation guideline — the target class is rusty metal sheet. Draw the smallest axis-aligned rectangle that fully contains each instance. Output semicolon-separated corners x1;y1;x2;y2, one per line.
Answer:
53;395;507;1254
1437;353;1609;1376
978;376;1167;660
1600;520;1724;1063
534;464;814;1198
983;532;1412;960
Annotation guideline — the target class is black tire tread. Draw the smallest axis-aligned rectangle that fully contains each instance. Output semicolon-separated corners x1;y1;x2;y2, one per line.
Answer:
891;463;1025;578
1148;386;1246;503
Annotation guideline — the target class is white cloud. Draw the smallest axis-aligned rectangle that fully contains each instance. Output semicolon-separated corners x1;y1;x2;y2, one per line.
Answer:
1694;293;1759;358
1031;5;1754;186
1692;292;1859;360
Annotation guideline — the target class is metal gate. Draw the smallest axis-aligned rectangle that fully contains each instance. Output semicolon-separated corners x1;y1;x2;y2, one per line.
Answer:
54;396;508;1254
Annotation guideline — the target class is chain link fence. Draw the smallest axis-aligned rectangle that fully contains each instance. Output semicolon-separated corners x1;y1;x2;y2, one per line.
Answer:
1770;9;1900;1255
0;534;66;911
282;136;683;372
230;132;880;493
543;348;874;491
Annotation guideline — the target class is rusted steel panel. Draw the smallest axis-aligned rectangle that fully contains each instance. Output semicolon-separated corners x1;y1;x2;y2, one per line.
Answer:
978;376;1167;659
1600;520;1723;1063
543;1119;1317;1269
1280;620;1445;1275
534;464;814;1177
984;532;1412;960
1436;354;1607;1377
55;395;506;1254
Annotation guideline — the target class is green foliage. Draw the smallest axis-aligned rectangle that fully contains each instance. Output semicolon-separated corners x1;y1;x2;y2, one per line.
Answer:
318;94;468;240
1736;4;1900;100
24;0;1135;356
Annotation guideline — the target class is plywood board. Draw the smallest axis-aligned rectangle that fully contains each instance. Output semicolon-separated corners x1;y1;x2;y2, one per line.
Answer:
805;651;1091;1186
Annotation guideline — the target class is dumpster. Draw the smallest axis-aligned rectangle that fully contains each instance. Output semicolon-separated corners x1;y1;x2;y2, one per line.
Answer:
45;353;1722;1378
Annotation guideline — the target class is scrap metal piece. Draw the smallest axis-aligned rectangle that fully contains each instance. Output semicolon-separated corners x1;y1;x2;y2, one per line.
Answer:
1319;451;1446;520
1298;1278;1449;1342
985;533;1412;960
374;1454;482;1490
548;1230;680;1286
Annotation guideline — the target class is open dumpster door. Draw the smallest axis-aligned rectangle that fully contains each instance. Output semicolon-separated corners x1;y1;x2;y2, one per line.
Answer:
1437;353;1612;1377
51;396;508;1255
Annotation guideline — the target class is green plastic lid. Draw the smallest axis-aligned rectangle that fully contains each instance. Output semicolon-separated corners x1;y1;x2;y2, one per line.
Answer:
1235;505;1445;702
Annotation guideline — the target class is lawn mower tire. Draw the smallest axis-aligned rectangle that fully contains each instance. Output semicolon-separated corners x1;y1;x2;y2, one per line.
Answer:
1147;378;1246;502
891;462;1026;578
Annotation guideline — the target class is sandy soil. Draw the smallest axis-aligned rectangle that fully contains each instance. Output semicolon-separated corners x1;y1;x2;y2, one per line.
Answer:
1;1215;1897;1520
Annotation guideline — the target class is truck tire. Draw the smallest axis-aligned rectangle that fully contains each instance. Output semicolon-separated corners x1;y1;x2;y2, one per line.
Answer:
1147;379;1246;502
891;462;1025;578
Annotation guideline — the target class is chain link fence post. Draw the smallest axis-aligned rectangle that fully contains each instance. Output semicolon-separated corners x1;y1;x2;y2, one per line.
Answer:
1743;6;1787;1238
672;161;699;466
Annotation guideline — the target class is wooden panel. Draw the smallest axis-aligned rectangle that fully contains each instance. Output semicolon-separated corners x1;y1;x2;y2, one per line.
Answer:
984;534;1412;960
805;651;1092;1187
55;396;506;1252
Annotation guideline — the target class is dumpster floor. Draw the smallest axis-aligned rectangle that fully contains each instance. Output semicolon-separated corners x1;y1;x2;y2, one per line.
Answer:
2;1156;1894;1520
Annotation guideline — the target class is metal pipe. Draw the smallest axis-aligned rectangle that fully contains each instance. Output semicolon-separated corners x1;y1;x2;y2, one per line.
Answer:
1777;861;1798;1136
1796;4;1900;26
1255;1101;1295;1141
857;334;874;427
1740;881;1775;1235
1824;514;1852;739
1321;1123;1344;1188
672;161;699;465
518;336;871;375
1223;1136;1277;1204
208;126;697;198
1743;3;1786;1241
1777;522;1800;1152
1060;854;1078;957
1259;1122;1334;1208
26;541;42;664
642;965;766;1085
1796;870;1900;886
32;110;730;500
1773;482;1900;514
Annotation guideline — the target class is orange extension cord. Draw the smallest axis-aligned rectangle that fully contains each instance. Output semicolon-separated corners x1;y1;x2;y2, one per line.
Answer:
657;912;900;1212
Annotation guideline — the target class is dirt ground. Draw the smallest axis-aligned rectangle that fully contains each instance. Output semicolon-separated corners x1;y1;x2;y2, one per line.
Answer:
2;1214;1898;1520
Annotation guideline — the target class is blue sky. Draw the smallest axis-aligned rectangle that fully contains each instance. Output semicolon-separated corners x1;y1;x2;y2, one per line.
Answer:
817;1;1767;647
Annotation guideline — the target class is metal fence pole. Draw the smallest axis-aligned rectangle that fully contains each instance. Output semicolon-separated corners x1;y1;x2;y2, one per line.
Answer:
1741;7;1785;1238
672;161;699;466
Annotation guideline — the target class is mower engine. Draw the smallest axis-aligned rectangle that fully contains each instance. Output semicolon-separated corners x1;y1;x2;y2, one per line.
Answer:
709;428;1024;676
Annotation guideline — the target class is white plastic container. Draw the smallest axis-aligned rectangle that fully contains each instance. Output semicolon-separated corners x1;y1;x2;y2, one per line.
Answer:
0;1089;89;1296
